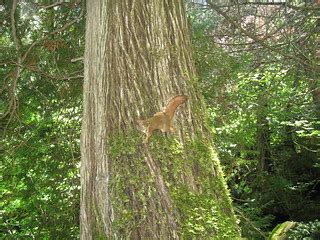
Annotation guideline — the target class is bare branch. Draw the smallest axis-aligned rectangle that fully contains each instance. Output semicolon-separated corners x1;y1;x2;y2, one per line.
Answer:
71;57;84;63
234;207;268;239
215;2;320;11
40;0;65;10
12;62;83;81
206;1;320;72
4;0;21;121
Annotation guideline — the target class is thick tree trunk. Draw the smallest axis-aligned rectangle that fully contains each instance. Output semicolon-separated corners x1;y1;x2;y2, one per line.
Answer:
81;1;240;239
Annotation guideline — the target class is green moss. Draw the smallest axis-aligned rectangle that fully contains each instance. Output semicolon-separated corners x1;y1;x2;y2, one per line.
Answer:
108;131;142;159
170;137;241;239
106;130;240;239
149;134;240;238
174;189;240;239
107;131;150;235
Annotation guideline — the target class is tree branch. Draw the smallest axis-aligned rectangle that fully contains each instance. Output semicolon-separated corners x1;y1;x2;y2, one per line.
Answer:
10;0;21;54
12;62;83;81
4;0;21;121
206;1;320;72
39;0;65;10
215;2;320;11
234;207;268;239
22;1;85;62
2;0;85;123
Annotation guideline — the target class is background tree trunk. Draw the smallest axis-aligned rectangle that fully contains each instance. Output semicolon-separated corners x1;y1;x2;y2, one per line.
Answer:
81;0;240;239
256;77;271;172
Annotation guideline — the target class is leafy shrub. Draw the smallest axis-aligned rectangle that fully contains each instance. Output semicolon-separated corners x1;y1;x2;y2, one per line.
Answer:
287;220;320;240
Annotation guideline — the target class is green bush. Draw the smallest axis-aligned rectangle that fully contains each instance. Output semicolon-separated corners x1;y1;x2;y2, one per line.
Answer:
287;220;320;240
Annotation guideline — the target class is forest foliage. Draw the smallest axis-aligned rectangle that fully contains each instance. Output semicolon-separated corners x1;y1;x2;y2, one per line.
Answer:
1;0;319;239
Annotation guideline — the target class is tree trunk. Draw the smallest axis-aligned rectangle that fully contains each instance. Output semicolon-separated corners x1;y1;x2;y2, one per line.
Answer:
80;0;241;239
256;110;271;172
256;84;271;172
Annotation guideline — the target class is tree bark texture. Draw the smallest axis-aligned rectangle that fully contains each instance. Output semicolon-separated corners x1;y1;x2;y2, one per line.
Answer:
81;1;240;239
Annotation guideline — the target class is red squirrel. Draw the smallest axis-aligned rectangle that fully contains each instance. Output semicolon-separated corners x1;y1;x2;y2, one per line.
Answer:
137;95;188;143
